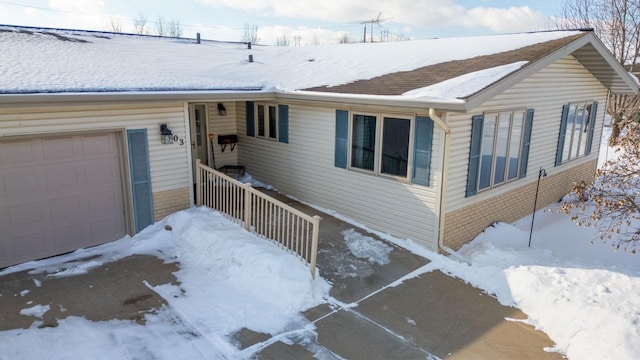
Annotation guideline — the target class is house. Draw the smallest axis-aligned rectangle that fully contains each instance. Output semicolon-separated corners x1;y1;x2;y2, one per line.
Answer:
0;25;637;268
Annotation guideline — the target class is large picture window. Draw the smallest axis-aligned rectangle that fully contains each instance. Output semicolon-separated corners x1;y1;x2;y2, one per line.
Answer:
336;111;434;186
478;111;526;190
469;109;533;194
561;102;593;163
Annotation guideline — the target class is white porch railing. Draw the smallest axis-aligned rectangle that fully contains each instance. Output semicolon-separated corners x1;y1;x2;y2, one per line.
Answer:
195;160;321;278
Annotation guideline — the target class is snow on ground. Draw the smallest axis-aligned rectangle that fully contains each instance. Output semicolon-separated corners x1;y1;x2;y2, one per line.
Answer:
0;207;330;359
1;130;639;359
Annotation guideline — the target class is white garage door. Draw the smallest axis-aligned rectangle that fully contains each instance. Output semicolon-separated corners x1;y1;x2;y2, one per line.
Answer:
0;132;127;268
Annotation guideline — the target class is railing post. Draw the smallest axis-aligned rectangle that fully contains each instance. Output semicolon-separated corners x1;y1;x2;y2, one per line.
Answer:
195;159;202;206
244;183;252;231
309;215;321;279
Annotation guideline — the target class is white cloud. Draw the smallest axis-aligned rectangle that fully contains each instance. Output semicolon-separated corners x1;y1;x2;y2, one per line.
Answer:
198;0;553;34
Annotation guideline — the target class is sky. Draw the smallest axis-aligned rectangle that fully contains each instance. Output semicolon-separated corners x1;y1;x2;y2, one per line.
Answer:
0;0;566;45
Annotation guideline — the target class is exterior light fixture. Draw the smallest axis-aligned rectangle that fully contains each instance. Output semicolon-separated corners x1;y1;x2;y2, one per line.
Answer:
217;102;227;116
160;123;173;144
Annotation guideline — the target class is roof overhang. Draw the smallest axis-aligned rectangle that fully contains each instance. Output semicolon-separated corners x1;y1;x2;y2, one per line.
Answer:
0;90;273;107
464;32;639;111
277;90;468;112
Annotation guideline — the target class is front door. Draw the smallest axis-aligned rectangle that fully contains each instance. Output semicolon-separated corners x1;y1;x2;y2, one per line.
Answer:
189;104;209;171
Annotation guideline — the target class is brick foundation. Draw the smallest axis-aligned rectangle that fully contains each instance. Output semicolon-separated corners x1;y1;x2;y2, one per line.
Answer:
443;160;597;250
152;187;191;221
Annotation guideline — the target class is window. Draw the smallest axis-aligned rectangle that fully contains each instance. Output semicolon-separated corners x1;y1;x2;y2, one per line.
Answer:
249;102;286;141
381;117;411;177
557;102;596;164
256;104;277;139
466;109;534;196
335;111;433;185
351;114;376;171
477;110;526;190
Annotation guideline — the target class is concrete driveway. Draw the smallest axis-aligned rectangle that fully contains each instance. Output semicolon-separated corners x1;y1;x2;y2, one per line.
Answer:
0;197;561;359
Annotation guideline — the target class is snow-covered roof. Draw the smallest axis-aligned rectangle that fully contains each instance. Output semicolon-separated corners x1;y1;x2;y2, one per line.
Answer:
0;25;637;108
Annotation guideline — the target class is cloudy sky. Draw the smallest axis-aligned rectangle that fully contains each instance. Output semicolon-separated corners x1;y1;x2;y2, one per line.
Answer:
0;0;564;44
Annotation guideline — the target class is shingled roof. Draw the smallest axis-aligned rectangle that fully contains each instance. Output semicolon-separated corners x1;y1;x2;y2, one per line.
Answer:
304;33;587;98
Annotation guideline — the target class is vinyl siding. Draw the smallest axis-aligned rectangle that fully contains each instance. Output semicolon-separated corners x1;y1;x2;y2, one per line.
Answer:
445;55;608;212
205;102;239;168
0;102;189;193
236;102;442;250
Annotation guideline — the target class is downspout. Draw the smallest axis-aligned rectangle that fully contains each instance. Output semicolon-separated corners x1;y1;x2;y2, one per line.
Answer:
430;108;471;264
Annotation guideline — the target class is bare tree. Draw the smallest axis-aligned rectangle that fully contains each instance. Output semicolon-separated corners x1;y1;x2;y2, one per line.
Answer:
242;24;259;44
108;18;123;33
561;120;640;253
155;16;166;36
133;13;148;35
168;19;183;38
312;34;321;46
338;32;352;44
275;34;290;46
557;0;640;144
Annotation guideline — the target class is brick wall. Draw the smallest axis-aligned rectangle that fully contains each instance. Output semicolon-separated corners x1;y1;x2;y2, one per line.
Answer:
443;160;597;250
152;187;191;221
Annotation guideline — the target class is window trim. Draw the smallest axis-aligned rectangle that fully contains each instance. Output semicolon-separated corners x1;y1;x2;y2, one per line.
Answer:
476;108;527;193
347;111;416;182
254;102;279;141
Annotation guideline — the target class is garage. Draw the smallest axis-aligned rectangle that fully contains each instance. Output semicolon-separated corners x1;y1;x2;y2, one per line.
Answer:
0;132;127;268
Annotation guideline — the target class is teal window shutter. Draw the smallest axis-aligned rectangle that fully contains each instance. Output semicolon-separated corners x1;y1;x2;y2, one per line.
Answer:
127;129;153;233
335;110;349;169
246;101;255;137
466;115;484;197
278;104;289;143
412;116;434;186
519;109;534;179
555;105;570;166
585;101;598;155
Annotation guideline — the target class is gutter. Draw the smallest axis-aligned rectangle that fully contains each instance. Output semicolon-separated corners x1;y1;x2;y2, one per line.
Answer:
430;108;471;265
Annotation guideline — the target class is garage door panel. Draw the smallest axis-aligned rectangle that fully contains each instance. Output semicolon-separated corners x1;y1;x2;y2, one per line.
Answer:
88;189;123;215
0;139;37;164
13;233;49;259
4;168;42;198
85;159;122;186
8;202;45;228
49;194;84;220
89;217;126;245
81;133;116;156
53;224;87;251
42;136;75;161
45;165;82;193
0;132;127;268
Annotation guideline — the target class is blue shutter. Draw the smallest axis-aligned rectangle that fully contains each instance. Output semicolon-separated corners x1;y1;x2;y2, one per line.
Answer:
466;115;484;197
519;109;534;179
278;104;289;143
335;110;349;169
246;101;255;137
585;101;598;155
127;129;153;233
412;116;434;186
555;105;570;166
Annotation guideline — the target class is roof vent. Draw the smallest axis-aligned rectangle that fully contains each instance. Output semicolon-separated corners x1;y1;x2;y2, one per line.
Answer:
247;42;251;49
248;54;254;63
196;33;201;44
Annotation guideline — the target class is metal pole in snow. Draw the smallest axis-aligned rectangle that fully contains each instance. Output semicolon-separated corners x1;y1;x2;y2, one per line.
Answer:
528;167;547;247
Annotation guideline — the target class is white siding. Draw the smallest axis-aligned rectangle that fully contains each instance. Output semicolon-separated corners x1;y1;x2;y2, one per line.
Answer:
0;102;190;193
236;102;442;250
445;55;608;212
205;102;239;168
